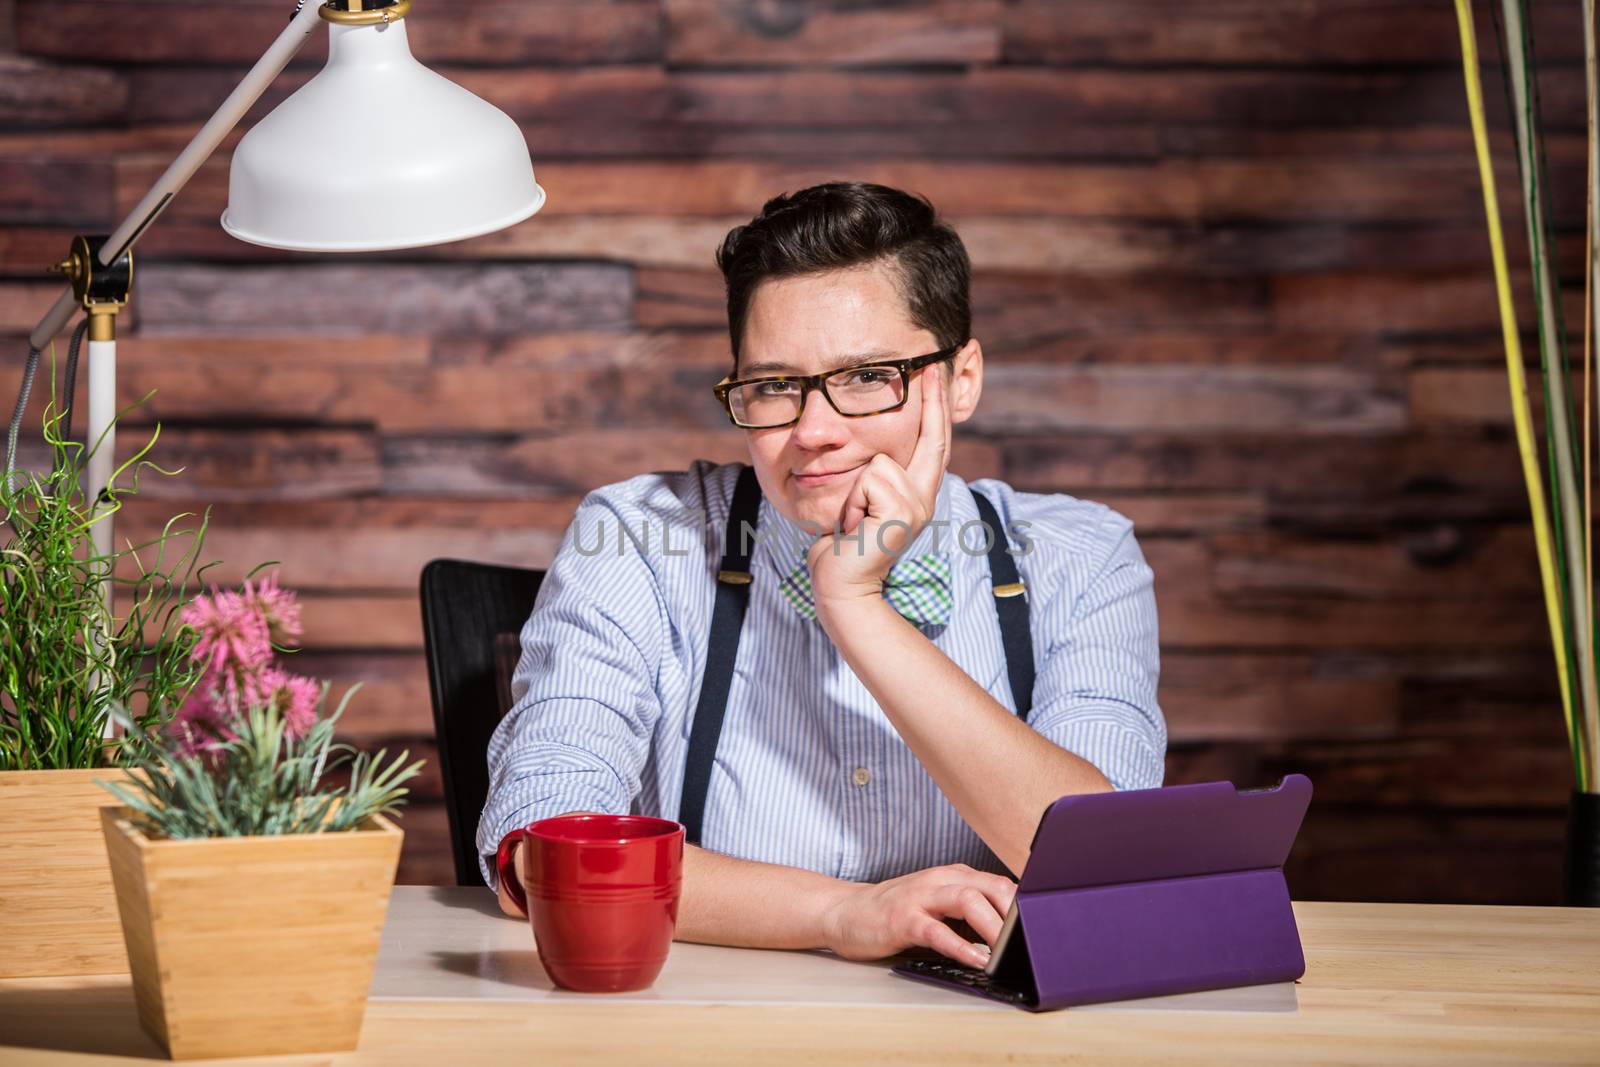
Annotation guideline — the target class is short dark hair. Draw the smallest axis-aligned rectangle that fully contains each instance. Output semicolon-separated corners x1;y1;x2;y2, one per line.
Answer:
714;182;971;369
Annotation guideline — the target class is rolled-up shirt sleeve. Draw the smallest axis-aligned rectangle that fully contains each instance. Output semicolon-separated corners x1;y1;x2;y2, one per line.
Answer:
476;491;668;889
1025;508;1166;792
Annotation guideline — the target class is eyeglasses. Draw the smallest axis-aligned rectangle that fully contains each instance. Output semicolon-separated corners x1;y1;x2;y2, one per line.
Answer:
712;344;962;429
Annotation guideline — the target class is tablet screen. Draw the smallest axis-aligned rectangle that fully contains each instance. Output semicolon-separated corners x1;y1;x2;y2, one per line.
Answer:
983;898;1019;977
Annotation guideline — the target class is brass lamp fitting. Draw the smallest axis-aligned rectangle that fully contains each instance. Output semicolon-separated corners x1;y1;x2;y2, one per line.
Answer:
48;235;131;342
320;0;412;25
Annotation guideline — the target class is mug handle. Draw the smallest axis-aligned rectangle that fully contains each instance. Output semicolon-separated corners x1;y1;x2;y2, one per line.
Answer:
495;829;528;914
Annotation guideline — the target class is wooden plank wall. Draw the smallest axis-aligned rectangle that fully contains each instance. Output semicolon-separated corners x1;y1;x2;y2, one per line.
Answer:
0;0;1588;903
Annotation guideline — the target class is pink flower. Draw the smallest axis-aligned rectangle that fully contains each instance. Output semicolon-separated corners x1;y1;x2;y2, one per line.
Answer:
279;674;322;739
181;587;271;678
244;573;302;645
171;575;323;747
169;688;233;755
243;666;323;740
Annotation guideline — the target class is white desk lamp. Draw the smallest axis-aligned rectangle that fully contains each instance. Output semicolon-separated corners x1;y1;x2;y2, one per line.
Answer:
5;0;546;561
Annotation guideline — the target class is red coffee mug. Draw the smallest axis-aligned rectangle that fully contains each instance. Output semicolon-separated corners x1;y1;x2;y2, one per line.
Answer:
496;813;685;993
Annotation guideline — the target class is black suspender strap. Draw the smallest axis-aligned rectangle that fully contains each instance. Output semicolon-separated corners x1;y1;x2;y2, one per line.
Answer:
971;489;1036;722
680;465;762;846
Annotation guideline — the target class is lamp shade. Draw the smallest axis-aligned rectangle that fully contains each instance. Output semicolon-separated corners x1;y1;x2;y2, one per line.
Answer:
221;17;544;252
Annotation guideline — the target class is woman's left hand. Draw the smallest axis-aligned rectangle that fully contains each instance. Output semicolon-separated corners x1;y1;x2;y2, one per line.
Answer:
807;365;950;615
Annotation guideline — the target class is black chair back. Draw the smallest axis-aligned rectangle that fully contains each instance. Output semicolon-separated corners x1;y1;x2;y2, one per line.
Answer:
419;558;545;886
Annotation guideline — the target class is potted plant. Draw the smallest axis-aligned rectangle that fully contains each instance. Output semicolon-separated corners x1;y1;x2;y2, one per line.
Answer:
100;576;424;1060
0;376;211;978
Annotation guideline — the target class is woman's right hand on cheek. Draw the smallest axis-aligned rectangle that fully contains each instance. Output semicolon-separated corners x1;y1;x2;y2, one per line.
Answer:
819;864;1017;969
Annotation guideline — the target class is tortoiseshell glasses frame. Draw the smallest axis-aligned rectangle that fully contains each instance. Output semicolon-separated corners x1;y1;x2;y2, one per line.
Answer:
711;344;962;429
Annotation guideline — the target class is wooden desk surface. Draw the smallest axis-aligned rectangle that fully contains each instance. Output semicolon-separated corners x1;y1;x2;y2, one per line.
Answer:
2;887;1597;1066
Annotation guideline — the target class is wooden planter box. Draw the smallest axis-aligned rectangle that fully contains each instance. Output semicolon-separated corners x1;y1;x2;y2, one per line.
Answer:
0;768;129;977
101;807;403;1060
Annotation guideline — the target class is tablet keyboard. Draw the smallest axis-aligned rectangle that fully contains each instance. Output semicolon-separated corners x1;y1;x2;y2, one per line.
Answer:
898;958;1033;1006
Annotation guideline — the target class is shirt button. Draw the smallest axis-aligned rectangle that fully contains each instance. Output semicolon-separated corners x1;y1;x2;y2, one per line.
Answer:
852;767;872;787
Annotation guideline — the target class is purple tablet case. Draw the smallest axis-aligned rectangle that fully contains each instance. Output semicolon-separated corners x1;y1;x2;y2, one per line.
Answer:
893;774;1313;1011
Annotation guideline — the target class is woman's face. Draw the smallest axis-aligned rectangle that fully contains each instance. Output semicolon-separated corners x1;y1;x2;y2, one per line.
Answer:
736;262;982;531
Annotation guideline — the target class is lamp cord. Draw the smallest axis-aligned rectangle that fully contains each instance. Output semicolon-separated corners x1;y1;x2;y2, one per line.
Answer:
4;317;89;489
60;318;88;447
4;345;41;487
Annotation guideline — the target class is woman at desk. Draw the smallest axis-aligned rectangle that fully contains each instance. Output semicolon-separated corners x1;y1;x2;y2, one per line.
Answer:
481;182;1166;970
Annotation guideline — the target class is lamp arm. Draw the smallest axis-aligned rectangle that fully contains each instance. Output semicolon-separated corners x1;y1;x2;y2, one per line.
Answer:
26;0;327;351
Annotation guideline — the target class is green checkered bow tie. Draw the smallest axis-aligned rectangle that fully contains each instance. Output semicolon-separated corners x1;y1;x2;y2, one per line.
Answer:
778;553;953;625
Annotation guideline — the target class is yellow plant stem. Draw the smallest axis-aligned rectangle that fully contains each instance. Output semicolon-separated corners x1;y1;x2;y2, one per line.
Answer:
1454;0;1586;790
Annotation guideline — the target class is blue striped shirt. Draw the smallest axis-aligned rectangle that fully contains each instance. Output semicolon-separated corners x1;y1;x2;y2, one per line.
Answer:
478;460;1165;888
